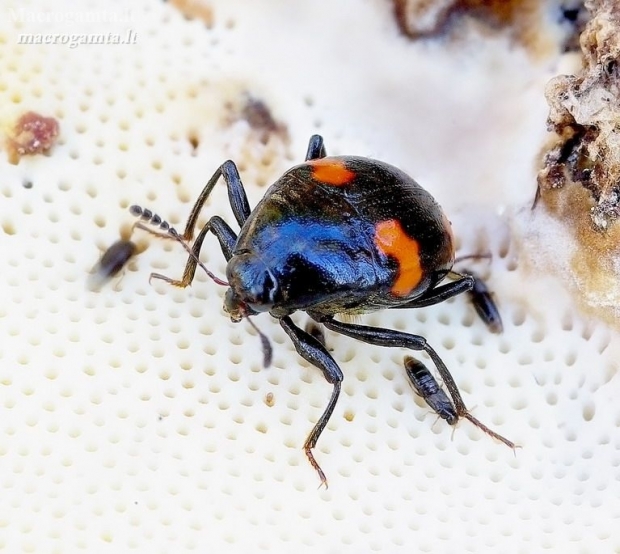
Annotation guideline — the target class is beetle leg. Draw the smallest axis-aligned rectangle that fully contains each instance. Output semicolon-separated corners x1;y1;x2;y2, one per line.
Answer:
149;216;237;288
315;316;467;413
180;160;251;240
462;271;504;334
454;253;492;264
460;412;516;449
314;316;516;449
390;274;474;309
532;182;541;210
279;316;343;488
305;134;327;161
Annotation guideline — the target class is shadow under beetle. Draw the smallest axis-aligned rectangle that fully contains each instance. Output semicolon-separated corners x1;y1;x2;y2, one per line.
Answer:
131;135;514;486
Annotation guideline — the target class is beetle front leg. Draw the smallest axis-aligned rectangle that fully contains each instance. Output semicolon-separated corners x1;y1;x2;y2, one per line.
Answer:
305;134;327;161
279;316;343;488
131;160;250;284
179;160;251;240
148;215;236;288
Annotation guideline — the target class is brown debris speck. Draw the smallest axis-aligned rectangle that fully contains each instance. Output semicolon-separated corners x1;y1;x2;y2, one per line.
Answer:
6;111;60;165
221;92;291;187
238;95;289;146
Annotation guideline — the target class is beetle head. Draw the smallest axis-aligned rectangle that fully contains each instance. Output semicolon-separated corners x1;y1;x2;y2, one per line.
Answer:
224;252;279;321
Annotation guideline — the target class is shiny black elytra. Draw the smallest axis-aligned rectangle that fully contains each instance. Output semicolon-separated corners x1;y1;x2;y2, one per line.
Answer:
131;135;512;486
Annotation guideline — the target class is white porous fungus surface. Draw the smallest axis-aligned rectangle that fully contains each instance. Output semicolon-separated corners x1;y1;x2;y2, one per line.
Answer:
1;0;619;552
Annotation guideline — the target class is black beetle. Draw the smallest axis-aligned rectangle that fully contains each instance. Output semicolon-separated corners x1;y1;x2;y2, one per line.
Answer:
88;226;144;291
404;356;458;425
131;135;513;485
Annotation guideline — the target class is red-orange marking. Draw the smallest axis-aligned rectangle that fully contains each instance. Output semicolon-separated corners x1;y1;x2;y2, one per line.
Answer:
374;219;423;297
308;158;355;186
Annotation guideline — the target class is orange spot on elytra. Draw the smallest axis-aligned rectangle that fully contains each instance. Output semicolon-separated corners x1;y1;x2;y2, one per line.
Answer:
309;158;355;186
375;219;423;297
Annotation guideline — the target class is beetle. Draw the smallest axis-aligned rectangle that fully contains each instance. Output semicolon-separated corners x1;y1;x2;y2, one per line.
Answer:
131;134;513;486
404;356;458;425
404;356;514;448
88;226;145;291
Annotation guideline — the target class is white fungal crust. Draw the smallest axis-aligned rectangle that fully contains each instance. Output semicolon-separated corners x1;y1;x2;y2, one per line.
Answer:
0;1;619;553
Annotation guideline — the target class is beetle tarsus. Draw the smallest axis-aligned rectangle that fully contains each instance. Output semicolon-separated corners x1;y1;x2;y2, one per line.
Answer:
461;412;517;450
149;271;182;287
305;446;328;489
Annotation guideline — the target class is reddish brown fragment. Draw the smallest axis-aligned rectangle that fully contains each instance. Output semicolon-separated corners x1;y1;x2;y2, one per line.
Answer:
6;111;60;165
240;95;289;146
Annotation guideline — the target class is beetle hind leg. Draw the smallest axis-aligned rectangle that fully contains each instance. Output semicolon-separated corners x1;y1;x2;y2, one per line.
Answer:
315;315;516;449
390;274;474;310
461;412;516;450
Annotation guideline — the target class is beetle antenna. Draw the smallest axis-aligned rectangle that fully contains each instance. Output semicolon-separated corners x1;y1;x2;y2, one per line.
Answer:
130;204;229;287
